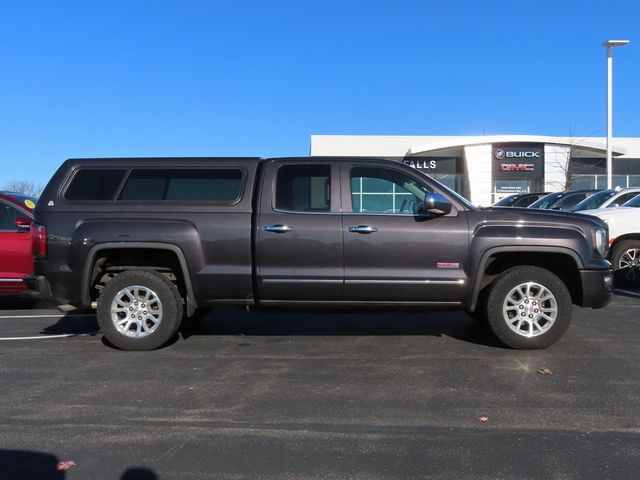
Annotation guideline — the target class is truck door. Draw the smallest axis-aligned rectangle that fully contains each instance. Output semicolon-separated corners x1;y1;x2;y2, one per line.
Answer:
255;160;343;301
340;162;469;303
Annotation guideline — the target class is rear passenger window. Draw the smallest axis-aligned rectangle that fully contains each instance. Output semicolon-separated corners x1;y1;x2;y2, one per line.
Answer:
118;169;244;203
0;203;22;230
65;169;127;201
275;165;331;212
616;192;638;205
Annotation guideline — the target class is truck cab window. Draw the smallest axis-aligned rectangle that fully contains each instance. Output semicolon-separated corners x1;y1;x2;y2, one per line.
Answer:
275;165;331;212
350;166;432;214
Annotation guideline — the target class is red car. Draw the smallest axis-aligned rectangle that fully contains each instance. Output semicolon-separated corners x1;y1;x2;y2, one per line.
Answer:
0;191;37;295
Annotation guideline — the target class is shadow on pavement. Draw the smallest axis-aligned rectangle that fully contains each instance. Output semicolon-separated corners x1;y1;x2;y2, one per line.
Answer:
121;467;159;479
181;307;504;348
36;307;503;349
41;315;99;336
0;296;45;310
0;449;159;479
0;449;64;479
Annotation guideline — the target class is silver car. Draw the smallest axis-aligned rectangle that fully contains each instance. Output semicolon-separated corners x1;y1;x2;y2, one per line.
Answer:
570;187;640;212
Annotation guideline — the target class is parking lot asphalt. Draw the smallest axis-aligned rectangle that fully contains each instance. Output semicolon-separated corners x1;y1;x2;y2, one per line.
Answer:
0;292;639;480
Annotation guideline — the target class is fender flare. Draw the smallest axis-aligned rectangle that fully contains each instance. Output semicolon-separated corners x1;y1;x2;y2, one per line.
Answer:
468;245;583;311
82;242;197;316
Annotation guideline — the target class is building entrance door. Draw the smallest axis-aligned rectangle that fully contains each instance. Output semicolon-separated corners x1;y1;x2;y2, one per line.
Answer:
492;178;544;203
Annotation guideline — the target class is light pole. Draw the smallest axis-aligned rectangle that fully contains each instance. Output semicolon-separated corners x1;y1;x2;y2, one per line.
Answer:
603;39;629;189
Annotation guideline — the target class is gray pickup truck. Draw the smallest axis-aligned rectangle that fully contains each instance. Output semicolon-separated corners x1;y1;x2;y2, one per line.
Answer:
27;157;614;350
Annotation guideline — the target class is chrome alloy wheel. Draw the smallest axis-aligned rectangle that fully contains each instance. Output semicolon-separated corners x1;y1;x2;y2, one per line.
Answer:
618;248;640;284
502;282;558;338
110;284;163;338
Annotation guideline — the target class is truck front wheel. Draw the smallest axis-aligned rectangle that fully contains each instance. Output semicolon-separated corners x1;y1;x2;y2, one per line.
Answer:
97;270;183;351
485;266;572;349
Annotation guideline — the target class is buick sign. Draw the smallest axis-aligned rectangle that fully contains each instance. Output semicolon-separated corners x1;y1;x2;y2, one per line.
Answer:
493;145;544;179
494;148;540;160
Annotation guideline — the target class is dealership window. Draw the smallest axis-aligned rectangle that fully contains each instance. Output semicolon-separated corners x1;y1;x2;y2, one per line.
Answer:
571;174;632;189
570;157;640;190
349;166;432;214
401;157;464;196
275;164;331;212
431;173;461;192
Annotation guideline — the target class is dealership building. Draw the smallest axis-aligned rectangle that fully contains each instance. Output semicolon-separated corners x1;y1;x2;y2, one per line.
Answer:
310;135;640;206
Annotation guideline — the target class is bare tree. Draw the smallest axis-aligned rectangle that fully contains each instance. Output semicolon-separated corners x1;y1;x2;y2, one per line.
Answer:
3;180;43;197
545;127;600;191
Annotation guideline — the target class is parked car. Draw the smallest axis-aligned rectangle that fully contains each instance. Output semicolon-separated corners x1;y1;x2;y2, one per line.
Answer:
528;190;599;211
570;187;640;212
0;191;37;296
492;192;550;208
27;157;613;351
581;195;640;286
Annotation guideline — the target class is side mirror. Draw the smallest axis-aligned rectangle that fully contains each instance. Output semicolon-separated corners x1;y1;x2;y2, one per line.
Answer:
422;193;452;216
14;217;32;230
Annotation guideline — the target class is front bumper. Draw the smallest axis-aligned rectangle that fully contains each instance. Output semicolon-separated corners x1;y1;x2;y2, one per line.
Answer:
579;269;614;308
23;275;54;300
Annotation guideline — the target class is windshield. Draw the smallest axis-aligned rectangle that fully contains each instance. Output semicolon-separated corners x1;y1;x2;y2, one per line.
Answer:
571;190;615;211
4;193;38;211
529;192;563;209
493;195;518;206
553;192;590;210
413;169;477;210
622;194;640;208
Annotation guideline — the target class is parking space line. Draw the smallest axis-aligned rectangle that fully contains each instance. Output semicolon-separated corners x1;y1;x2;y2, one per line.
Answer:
0;333;99;341
615;289;640;298
0;313;96;319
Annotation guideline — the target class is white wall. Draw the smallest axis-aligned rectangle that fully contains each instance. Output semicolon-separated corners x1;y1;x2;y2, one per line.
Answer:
544;145;571;191
464;144;493;206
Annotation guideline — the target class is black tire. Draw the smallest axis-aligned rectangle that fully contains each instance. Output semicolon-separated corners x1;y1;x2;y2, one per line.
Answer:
97;270;183;351
486;266;572;349
610;240;640;287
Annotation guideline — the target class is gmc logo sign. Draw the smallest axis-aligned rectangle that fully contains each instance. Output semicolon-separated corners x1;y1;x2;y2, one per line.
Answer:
500;163;535;172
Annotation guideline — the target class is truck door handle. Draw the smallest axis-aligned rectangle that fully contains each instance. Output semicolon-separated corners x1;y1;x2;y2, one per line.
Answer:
263;225;293;233
348;225;378;234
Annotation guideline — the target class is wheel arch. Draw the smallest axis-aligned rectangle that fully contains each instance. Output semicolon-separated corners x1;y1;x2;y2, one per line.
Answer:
82;242;197;316
610;233;640;249
469;246;583;311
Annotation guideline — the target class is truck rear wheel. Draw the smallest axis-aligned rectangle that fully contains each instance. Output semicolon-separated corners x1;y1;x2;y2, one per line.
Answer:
97;270;183;351
485;266;572;349
610;240;640;287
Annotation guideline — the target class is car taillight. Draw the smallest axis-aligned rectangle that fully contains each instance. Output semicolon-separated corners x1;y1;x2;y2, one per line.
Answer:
31;223;47;258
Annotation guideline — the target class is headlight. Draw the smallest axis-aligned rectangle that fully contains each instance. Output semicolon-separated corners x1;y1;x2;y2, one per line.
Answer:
592;228;608;257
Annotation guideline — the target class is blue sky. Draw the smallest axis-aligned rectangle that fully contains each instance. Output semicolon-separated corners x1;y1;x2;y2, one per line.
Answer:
0;0;638;186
